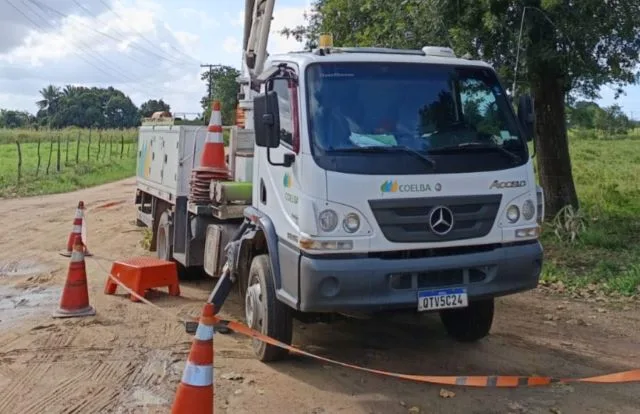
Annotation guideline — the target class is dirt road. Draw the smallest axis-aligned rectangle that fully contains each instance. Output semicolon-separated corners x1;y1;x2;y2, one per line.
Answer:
0;178;638;414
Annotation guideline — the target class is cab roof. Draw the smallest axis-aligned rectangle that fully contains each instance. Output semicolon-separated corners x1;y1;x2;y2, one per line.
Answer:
266;46;494;70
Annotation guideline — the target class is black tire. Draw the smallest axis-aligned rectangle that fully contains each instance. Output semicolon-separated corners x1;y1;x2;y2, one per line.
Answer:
156;210;172;261
156;210;202;280
245;254;293;362
439;298;494;343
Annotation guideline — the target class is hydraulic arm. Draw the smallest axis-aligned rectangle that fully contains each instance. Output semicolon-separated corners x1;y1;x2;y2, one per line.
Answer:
186;1;277;334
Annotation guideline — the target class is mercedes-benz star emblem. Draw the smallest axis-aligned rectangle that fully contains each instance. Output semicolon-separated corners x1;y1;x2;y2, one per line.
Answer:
428;206;454;236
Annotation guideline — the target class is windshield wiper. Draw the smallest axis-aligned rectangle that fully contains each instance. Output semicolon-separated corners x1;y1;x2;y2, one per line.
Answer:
429;142;522;164
329;145;437;169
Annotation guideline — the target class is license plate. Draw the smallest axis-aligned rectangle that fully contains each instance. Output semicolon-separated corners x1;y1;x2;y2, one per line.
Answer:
418;287;468;312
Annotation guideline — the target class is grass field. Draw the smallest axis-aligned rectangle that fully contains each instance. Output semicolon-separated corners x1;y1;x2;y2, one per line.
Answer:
0;127;138;198
540;130;640;298
0;126;638;297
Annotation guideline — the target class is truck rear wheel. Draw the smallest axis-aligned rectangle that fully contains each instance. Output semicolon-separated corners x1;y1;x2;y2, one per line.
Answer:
245;254;293;362
156;210;201;280
439;298;494;342
156;211;172;261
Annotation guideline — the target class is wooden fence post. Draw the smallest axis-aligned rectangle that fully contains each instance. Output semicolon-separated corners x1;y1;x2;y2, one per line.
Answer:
16;141;22;184
87;128;92;162
36;139;41;177
97;130;102;161
120;135;124;158
46;140;54;175
76;131;81;164
66;134;70;165
57;135;61;172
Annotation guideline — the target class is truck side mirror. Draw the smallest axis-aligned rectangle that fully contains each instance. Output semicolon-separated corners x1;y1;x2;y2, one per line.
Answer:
254;91;281;148
517;94;535;142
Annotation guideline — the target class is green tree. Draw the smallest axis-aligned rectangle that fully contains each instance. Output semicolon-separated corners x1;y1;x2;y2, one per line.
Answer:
200;65;241;125
140;99;172;118
568;101;601;129
0;109;35;128
35;85;141;129
36;84;62;126
284;0;640;218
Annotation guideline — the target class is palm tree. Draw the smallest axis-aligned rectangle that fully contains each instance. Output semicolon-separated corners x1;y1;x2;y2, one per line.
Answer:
62;85;80;98
36;85;62;126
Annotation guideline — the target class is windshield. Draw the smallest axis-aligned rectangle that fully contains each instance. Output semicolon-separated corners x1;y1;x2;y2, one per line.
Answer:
305;62;528;175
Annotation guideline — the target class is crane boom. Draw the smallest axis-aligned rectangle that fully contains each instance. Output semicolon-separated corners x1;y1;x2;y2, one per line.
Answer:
238;0;276;130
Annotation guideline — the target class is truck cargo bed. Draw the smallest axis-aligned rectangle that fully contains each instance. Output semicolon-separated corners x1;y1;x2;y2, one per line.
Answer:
136;125;208;205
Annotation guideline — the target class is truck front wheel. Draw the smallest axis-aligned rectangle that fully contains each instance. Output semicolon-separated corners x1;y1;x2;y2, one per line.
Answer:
439;298;494;343
245;254;293;362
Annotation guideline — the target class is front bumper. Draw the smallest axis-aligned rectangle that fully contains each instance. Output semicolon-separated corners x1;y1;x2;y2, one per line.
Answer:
297;241;543;313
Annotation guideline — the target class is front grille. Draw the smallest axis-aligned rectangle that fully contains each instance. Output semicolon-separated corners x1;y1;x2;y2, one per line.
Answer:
368;195;502;243
389;266;493;291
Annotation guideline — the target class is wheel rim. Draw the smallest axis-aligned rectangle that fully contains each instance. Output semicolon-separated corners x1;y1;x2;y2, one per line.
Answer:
245;276;263;334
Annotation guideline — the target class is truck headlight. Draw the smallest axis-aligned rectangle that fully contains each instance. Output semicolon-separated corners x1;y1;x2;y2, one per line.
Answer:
522;199;535;221
318;209;338;232
342;213;360;233
506;205;520;223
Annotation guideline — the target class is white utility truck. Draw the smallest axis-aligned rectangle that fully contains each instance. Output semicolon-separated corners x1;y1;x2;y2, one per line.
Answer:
135;0;544;362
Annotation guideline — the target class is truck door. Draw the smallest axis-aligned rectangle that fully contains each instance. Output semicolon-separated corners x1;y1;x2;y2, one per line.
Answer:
255;71;302;236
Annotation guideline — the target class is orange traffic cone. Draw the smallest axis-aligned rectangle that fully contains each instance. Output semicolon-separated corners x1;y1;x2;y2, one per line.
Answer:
189;100;230;203
172;303;215;414
60;201;92;257
199;101;227;173
53;235;96;318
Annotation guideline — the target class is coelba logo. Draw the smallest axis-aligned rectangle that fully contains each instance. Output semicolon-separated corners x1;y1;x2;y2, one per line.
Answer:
380;180;399;193
138;141;151;178
283;173;292;188
380;179;441;193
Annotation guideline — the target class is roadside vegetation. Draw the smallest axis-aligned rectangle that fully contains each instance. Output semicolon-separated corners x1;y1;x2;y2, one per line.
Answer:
0;127;138;198
539;128;640;299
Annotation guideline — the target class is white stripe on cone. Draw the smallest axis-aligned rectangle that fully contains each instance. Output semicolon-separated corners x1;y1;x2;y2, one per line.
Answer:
71;250;84;262
81;212;88;249
195;323;215;341
181;361;213;386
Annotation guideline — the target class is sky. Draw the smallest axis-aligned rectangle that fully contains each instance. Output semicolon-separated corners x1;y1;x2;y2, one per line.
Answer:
0;0;638;119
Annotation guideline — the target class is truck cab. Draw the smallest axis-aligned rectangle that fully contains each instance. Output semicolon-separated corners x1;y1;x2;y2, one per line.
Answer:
234;45;543;360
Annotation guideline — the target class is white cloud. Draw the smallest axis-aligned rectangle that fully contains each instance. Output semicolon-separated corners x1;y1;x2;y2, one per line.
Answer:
0;0;205;113
1;0;636;119
222;36;241;54
0;0;188;69
226;11;244;28
178;7;219;30
268;6;308;55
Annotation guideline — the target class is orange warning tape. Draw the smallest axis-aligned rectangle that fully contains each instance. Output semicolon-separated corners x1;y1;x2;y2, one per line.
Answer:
214;318;640;388
94;200;127;209
91;257;640;388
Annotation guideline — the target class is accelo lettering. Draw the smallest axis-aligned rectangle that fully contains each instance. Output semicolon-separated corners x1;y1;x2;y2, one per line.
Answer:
489;180;526;190
399;184;432;192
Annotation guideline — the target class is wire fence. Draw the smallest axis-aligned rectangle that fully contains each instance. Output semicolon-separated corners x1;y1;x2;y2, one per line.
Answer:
0;128;139;187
